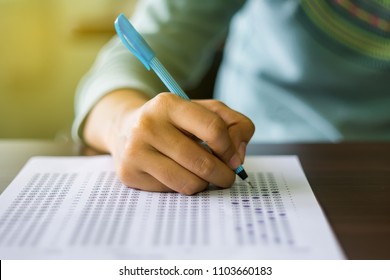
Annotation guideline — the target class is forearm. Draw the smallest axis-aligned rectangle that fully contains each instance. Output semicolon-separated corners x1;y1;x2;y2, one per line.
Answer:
83;89;149;153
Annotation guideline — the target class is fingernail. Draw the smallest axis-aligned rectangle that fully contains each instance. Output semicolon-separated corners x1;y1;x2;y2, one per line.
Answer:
229;153;242;169
238;142;247;162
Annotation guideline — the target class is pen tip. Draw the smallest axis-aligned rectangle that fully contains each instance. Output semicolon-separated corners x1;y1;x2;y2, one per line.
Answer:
246;179;254;188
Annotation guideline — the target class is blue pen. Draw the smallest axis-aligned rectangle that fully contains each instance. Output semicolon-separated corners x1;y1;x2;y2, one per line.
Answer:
114;13;253;187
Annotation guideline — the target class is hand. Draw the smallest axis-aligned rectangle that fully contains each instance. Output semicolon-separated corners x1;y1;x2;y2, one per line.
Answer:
84;90;255;195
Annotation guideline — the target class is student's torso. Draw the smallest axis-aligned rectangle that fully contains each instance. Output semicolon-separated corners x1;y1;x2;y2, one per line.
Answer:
215;0;390;142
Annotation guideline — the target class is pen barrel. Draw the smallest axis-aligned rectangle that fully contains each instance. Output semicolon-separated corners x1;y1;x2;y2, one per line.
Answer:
149;57;190;100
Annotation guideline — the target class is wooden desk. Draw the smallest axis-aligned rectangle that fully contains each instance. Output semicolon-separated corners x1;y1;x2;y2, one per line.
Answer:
1;140;389;259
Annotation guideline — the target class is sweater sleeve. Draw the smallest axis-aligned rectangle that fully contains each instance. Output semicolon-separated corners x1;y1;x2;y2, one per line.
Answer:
72;0;244;141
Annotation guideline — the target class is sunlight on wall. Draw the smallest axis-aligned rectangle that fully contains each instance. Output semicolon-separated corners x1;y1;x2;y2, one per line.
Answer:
0;0;137;139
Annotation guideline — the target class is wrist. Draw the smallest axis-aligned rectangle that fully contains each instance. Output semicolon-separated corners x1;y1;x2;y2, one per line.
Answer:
83;89;149;153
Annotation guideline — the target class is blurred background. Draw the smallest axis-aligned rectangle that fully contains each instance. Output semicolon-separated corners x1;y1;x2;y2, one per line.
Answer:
0;0;137;140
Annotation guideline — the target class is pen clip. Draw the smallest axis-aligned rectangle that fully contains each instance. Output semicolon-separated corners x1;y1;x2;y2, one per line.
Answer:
114;13;155;70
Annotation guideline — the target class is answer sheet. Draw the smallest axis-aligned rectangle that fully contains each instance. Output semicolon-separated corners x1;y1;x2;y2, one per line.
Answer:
0;155;344;259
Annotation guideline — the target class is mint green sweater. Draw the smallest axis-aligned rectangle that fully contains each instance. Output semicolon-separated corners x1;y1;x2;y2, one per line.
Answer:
73;0;390;142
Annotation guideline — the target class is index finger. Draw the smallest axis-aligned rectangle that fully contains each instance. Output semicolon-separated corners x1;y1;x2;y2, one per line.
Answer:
166;96;239;168
194;100;255;160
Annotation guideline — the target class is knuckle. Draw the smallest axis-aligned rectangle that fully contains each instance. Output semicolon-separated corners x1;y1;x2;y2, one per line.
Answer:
251;122;256;135
192;156;217;178
244;117;256;136
131;115;151;138
116;145;145;186
206;116;226;142
161;164;207;195
144;93;182;120
116;162;135;186
130;109;156;140
179;178;208;195
151;92;176;108
234;113;255;139
123;139;141;159
207;99;227;111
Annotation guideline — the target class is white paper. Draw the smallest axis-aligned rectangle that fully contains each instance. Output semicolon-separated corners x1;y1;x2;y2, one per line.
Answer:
0;155;344;259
